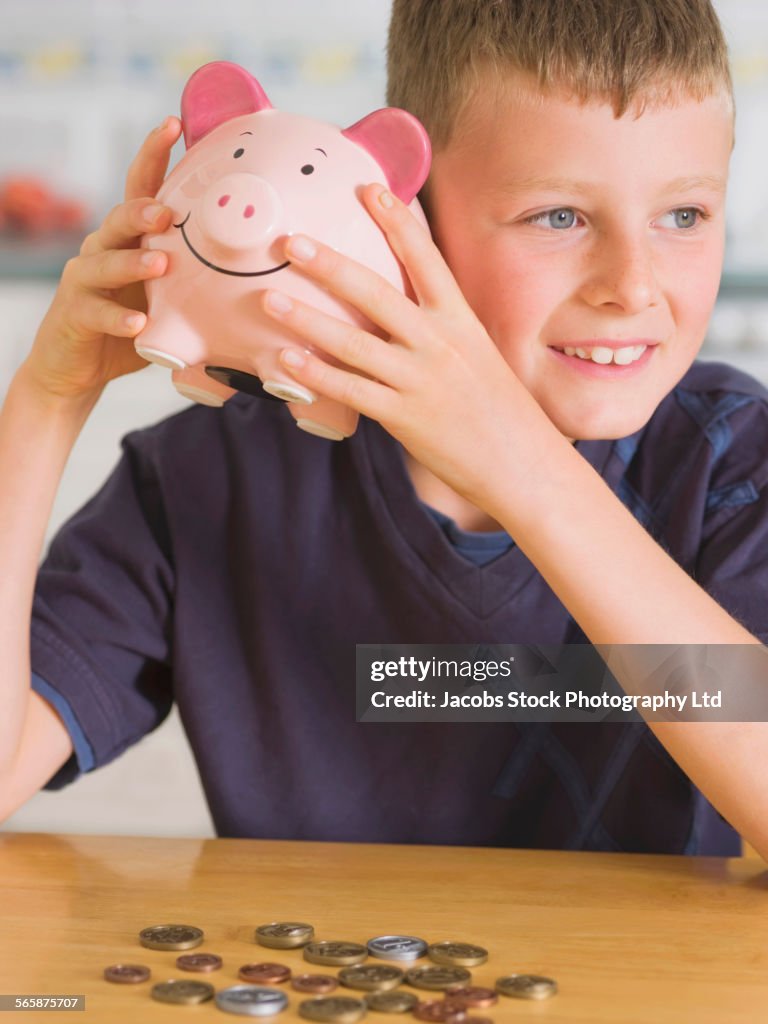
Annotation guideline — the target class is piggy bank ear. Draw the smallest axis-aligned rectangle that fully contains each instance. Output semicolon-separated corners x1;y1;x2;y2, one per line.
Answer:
342;109;431;204
181;62;272;149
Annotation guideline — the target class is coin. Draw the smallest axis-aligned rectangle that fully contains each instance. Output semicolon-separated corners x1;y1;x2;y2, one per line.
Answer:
151;979;215;1005
298;996;368;1023
367;936;428;962
406;967;472;991
139;924;204;951
256;922;315;949
444;988;497;1009
413;999;468;1023
176;952;223;973
495;974;557;1000
364;991;420;1014
239;962;292;984
338;965;404;992
216;985;290;1017
427;944;488;968
293;974;340;995
304;942;368;967
103;964;150;984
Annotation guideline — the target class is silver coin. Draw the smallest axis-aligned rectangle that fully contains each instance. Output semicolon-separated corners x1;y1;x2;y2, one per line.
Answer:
215;985;290;1016
495;974;558;1000
367;936;428;962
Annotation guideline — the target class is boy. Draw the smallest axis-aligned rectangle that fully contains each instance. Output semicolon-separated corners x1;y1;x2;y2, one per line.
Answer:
1;0;766;858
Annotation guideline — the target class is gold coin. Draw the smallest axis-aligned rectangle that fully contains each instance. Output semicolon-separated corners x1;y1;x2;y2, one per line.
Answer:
339;965;404;992
151;979;214;1005
256;922;315;949
427;944;488;968
405;967;472;991
365;991;420;1013
139;924;204;951
299;995;368;1023
304;942;368;967
495;974;558;1000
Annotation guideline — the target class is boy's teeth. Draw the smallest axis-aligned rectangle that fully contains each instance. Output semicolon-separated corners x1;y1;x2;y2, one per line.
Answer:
561;345;647;365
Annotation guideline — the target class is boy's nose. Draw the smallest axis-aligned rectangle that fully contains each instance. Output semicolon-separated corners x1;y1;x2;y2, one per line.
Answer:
580;237;659;314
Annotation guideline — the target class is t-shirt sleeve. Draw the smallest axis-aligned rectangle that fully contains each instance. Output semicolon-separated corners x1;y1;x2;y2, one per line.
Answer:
30;427;175;790
694;397;768;644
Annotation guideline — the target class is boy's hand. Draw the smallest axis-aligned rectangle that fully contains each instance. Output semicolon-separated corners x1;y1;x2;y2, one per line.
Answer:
22;117;182;404
261;183;538;504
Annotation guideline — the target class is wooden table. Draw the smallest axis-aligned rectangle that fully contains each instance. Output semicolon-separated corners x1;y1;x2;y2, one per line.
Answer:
1;833;767;1023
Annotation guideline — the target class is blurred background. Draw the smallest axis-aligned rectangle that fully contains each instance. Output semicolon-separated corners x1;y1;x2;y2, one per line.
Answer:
1;0;767;838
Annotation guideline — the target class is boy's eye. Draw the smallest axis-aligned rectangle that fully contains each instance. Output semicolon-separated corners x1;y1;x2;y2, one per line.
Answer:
525;208;579;230
301;164;314;175
233;148;245;159
659;207;703;230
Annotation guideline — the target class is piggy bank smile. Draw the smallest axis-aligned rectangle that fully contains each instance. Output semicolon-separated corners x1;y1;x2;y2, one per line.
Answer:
174;211;290;278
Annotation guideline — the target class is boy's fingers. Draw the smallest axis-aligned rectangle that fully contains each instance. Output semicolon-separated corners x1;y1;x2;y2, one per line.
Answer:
70;247;168;292
124;115;182;202
79;198;172;257
63;291;146;340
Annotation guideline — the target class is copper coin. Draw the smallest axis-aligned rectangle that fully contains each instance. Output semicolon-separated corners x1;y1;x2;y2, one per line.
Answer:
104;964;150;984
239;961;292;984
444;988;497;1009
414;999;468;1023
293;974;340;995
176;952;223;973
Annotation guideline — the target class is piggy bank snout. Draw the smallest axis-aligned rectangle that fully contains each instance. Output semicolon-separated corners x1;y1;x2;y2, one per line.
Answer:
197;172;282;253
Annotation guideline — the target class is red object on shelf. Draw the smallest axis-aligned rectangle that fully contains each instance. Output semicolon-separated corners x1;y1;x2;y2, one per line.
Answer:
0;175;88;236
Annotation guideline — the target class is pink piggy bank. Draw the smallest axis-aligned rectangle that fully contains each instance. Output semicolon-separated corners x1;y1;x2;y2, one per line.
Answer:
135;62;432;440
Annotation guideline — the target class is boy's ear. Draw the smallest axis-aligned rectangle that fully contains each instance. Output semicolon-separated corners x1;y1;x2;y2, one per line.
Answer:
342;109;432;205
181;61;272;149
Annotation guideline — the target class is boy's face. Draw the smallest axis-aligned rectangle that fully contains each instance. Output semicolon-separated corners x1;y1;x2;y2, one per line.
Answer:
424;71;734;440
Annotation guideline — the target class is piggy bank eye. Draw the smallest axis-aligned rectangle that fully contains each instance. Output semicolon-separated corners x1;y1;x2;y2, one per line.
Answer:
233;148;245;159
301;164;314;175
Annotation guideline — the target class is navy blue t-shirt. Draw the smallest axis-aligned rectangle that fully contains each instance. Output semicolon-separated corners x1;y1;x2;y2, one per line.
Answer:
30;360;768;854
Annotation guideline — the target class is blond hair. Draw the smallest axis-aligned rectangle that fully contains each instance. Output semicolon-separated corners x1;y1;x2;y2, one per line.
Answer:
386;0;733;152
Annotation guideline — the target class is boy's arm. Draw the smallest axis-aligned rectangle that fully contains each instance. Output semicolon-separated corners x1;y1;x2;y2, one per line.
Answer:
0;120;179;818
0;371;93;797
254;184;768;861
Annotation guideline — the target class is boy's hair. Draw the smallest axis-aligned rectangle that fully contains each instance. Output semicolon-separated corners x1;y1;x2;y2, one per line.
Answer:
386;0;733;152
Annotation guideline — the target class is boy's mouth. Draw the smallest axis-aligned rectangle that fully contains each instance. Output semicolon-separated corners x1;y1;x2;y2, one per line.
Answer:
547;340;659;377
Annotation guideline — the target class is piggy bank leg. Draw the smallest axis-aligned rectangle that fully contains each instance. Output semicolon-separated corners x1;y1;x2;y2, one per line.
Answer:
288;397;358;441
172;365;235;407
261;377;316;405
255;348;317;405
134;318;202;370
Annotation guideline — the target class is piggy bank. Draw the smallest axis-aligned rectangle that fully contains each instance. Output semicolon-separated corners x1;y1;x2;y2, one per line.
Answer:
135;61;432;440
